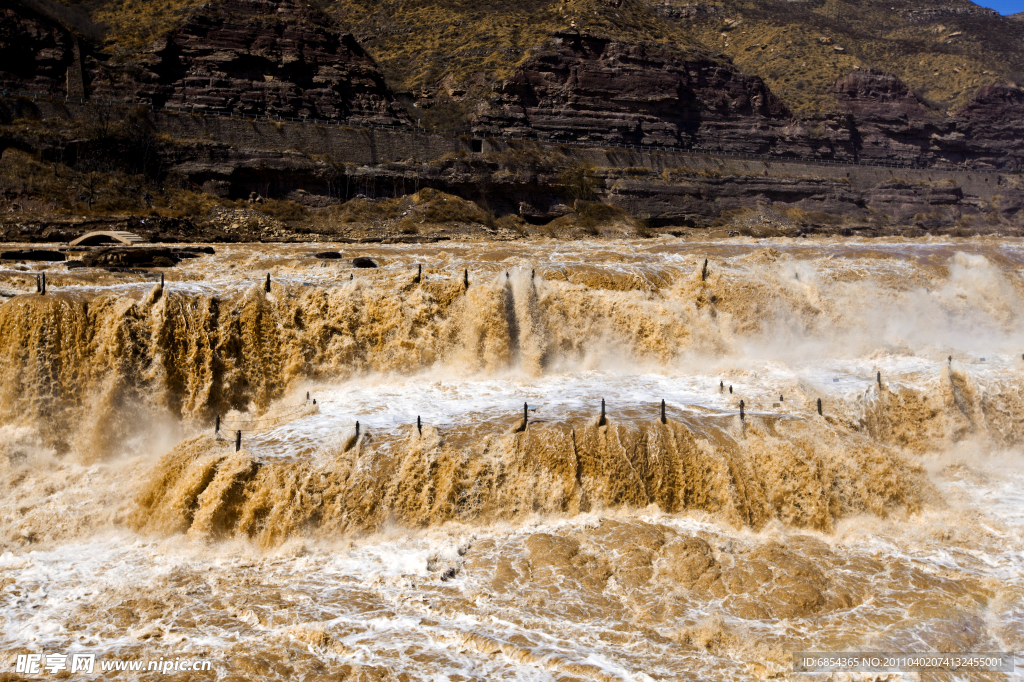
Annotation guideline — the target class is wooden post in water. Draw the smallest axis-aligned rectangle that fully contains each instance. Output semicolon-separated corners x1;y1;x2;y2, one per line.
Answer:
355;421;360;439
729;385;733;394
701;258;709;281
599;398;606;427
720;380;724;392
660;399;666;424
817;398;822;416
515;402;528;433
740;400;745;421
265;273;271;292
417;415;422;435
464;269;469;289
414;264;422;284
160;273;164;289
235;430;241;452
215;415;220;435
877;371;882;389
531;269;535;280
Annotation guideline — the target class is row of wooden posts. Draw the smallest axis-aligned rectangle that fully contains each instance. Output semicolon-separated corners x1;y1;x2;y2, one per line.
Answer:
214;368;950;450
261;265;539;292
32;262;533;298
31;272;167;295
33;259;598;297
216;390;834;451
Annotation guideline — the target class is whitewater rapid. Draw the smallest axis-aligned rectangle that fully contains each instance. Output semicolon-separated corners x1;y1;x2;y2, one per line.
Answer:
0;236;1022;680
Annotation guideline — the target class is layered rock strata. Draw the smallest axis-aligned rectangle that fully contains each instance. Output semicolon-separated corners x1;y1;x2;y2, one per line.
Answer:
133;0;407;125
474;37;1024;170
0;1;80;95
473;31;791;151
824;70;1024;169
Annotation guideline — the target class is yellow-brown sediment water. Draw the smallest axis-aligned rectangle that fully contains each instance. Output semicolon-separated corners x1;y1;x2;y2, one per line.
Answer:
1;237;1023;679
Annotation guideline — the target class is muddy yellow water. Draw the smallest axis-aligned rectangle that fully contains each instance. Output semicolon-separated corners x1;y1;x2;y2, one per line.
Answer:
1;237;1023;680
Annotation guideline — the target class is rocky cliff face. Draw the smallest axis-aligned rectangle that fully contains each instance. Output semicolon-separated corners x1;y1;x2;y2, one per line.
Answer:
831;70;934;119
823;70;1024;169
477;46;1024;171
0;0;408;125
131;0;407;124
2;0;1023;233
474;31;790;151
947;83;1024;167
0;1;79;94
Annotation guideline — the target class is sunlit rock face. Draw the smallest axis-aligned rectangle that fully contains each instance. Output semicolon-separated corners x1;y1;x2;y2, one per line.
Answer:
133;0;408;125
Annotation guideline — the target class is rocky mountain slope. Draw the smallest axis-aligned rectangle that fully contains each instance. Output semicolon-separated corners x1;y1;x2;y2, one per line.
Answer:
128;0;406;124
329;0;1024;119
1;0;1023;237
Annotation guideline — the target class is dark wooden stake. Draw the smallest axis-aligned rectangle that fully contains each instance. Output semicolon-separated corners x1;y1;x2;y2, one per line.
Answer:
599;398;606;427
215;415;220;435
740;400;745;421
414;264;422;284
160;273;164;289
817;398;822;416
265;273;271;292
417;415;422;435
701;258;708;281
729;385;733;394
531;269;535;280
877;371;882;388
235;430;241;452
306;391;310;401
720;380;724;392
660;399;666;424
355;421;360;438
464;269;469;289
514;402;528;433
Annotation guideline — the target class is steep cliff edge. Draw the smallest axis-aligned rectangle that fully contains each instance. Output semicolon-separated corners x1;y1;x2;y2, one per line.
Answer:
474;45;1024;170
129;0;407;125
473;31;790;151
825;70;1024;168
1;0;1023;234
0;0;85;96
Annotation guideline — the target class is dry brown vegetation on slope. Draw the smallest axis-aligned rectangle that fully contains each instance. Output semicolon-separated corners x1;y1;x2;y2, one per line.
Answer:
24;0;1024;123
320;0;1024;122
669;0;1024;114
322;0;710;128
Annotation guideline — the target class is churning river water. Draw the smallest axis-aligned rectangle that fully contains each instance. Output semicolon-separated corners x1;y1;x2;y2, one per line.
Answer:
0;236;1023;680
